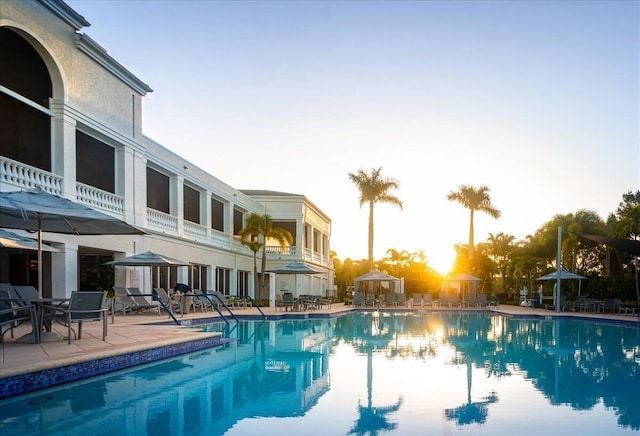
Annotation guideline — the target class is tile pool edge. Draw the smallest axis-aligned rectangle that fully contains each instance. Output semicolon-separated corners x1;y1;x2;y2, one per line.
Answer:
0;334;233;400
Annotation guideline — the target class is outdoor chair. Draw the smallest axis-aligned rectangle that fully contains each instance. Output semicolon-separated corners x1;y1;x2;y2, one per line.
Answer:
154;288;180;314
364;293;376;307
282;292;294;312
601;298;620;313
113;286;136;315
0;289;38;343
127;287;161;315
563;295;587;312
384;292;397;307
41;291;108;344
396;293;407;307
423;294;435;307
544;295;565;310
0;283;19;300
13;285;39;304
412;294;422;307
351;292;364;307
477;294;489;308
465;292;478;308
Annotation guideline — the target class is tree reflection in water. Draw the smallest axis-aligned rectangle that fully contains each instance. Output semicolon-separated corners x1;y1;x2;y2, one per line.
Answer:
349;312;403;435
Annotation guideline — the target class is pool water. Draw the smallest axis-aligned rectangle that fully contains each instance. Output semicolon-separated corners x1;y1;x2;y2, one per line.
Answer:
1;312;639;435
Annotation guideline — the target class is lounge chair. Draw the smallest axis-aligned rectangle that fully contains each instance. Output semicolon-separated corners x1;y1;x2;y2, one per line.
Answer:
465;292;478;308
41;291;108;344
154;288;180;313
477;294;489;308
364;293;376;307
384;292;397;307
0;289;38;343
113;286;136;315
351;292;364;307
396;293;407;307
412;294;422;307
127;287;160;315
423;294;435;307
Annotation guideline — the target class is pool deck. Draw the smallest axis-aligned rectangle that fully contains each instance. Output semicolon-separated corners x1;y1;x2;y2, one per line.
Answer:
1;302;638;397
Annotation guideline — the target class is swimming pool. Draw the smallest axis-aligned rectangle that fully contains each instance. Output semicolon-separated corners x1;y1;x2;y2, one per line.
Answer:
1;312;639;435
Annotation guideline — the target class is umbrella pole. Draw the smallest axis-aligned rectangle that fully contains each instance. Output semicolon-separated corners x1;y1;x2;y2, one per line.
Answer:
38;217;43;298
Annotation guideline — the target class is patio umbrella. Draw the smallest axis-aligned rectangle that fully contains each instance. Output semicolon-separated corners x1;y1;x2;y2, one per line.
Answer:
0;188;144;295
104;251;192;293
266;262;325;275
104;251;191;267
0;228;59;252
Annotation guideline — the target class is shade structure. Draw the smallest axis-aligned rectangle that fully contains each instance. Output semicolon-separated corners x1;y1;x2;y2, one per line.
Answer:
537;270;586;281
576;233;640;257
266;262;325;275
444;273;482;303
537;269;586;296
104;251;191;267
354;271;401;295
0;188;144;295
105;251;192;297
0;228;59;252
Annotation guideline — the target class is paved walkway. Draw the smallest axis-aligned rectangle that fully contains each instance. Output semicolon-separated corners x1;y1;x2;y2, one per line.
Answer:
1;303;637;380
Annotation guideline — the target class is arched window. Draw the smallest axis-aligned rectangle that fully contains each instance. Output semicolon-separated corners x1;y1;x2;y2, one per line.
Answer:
0;27;52;171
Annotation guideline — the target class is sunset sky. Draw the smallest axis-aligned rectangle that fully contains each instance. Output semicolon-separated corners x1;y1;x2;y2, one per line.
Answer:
66;0;639;273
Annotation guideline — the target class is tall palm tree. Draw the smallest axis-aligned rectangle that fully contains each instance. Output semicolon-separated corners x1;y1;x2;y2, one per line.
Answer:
447;185;501;260
349;167;403;267
238;213;293;299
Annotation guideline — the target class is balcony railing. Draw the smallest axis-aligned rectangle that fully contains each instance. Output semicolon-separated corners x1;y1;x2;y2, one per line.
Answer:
0;156;62;195
265;245;297;256
76;182;124;215
147;208;178;233
184;220;207;240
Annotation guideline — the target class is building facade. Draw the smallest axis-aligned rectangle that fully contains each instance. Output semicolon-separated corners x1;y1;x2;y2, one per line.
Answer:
0;0;333;301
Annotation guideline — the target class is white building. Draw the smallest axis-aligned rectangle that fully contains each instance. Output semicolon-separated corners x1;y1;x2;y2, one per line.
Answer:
0;0;333;302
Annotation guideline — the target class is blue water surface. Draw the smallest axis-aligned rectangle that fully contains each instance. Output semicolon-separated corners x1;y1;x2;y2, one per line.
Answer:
1;312;639;435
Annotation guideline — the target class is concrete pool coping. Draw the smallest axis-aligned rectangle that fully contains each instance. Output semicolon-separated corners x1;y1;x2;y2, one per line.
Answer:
1;303;638;399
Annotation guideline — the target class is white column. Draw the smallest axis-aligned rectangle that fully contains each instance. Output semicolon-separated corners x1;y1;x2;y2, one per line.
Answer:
51;243;78;299
269;273;276;307
50;102;77;198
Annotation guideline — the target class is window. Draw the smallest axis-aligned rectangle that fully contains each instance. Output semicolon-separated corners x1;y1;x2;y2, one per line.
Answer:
146;167;169;213
211;197;224;232
183;185;200;224
216;267;231;296
313;229;320;253
273;220;296;242
76;131;114;193
0;28;52;171
233;208;244;236
237;270;250;297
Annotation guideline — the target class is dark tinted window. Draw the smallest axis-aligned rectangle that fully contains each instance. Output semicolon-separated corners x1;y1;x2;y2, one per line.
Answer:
211;198;224;232
183;185;200;223
147;167;169;213
76;131;114;193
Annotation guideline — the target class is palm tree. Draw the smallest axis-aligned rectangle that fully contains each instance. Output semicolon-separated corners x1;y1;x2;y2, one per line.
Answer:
349;167;403;267
238;213;293;300
447;185;501;260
